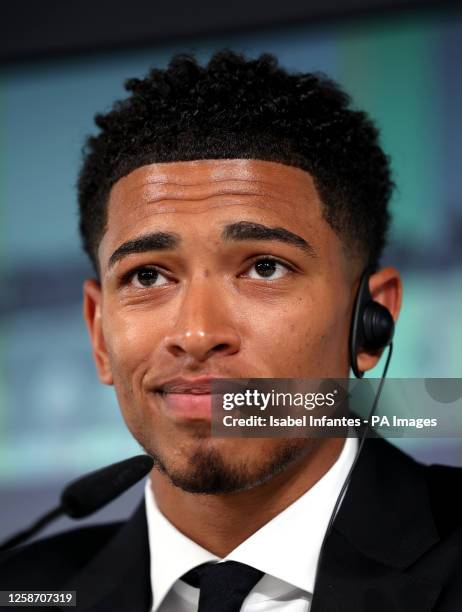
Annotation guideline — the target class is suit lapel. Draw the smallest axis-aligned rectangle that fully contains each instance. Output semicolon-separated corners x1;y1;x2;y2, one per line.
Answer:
62;500;151;612
311;529;441;612
311;437;442;612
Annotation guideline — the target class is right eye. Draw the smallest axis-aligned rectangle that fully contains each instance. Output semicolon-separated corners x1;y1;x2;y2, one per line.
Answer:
130;267;170;289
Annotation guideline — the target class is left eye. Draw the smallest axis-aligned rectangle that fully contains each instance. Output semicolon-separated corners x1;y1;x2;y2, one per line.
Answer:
245;258;290;280
131;268;170;288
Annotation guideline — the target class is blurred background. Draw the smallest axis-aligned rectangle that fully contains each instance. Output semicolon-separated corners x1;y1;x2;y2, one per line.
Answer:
0;0;461;540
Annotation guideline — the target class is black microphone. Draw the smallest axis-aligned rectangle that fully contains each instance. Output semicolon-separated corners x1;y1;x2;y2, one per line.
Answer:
0;454;154;553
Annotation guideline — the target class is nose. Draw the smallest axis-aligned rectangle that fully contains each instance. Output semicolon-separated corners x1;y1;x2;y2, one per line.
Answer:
163;278;241;363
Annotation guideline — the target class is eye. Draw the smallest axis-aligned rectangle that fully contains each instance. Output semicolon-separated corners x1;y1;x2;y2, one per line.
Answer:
130;267;170;288
245;257;291;280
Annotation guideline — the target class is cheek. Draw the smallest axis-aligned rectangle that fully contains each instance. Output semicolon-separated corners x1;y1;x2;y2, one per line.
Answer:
246;294;348;377
102;308;159;391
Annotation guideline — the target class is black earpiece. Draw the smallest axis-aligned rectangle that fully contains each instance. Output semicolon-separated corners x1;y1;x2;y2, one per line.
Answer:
349;266;395;378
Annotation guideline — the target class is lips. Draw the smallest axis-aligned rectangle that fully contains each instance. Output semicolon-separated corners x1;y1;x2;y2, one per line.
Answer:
158;377;215;395
161;393;213;421
153;376;219;421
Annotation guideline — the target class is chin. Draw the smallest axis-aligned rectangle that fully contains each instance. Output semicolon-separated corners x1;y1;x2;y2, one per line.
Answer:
150;437;311;495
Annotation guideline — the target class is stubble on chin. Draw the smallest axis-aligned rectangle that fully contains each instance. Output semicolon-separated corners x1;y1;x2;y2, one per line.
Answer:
139;436;315;494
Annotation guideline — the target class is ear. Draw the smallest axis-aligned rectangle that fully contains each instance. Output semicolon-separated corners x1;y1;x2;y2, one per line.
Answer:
83;279;114;385
356;266;403;374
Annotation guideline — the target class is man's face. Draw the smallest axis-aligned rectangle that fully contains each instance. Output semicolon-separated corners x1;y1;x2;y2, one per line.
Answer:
84;159;356;493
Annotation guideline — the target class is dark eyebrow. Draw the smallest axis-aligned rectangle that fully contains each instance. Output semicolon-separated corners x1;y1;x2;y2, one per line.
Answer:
107;232;180;270
107;221;315;271
221;221;316;256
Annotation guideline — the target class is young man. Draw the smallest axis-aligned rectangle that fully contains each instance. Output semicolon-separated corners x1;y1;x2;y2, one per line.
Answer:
1;51;461;611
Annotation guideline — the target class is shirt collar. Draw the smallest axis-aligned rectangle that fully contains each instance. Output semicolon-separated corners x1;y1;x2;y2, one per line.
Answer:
145;435;358;610
145;482;218;610
226;435;358;594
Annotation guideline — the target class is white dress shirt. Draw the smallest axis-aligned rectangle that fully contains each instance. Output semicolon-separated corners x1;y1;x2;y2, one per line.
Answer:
145;435;358;612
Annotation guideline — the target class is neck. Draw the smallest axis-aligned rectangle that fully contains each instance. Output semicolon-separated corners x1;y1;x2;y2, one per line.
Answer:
149;437;345;557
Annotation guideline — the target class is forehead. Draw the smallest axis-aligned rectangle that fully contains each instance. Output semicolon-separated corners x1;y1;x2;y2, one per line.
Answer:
106;158;322;222
99;158;339;266
109;158;318;203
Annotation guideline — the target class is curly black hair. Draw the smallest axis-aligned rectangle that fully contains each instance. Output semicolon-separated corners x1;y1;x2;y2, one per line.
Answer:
78;50;393;275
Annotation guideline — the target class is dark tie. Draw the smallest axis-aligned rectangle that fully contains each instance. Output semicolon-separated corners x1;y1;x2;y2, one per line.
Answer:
181;561;264;612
